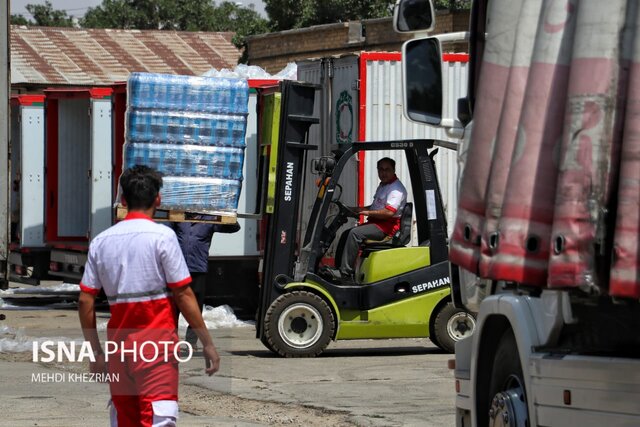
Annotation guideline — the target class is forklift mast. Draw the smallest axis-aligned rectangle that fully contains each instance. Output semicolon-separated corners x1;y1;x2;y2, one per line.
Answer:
257;81;319;331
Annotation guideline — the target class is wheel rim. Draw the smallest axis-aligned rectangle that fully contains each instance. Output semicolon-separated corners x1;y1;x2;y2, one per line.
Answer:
447;311;476;341
489;375;528;427
277;303;324;349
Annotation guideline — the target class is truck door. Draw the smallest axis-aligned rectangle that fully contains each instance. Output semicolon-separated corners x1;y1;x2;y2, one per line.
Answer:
89;95;113;240
17;97;46;247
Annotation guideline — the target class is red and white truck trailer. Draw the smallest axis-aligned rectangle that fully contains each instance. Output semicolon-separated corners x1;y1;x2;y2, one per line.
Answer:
395;0;640;425
8;94;48;284
44;87;116;282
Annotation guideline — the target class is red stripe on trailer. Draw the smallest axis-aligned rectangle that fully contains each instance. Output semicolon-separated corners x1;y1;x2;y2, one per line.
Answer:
45;97;59;243
357;55;369;208
360;51;402;62
112;83;127;201
45;87;112;99
360;52;469;63
249;79;280;89
90;87;113;99
443;53;469;63
14;94;45;106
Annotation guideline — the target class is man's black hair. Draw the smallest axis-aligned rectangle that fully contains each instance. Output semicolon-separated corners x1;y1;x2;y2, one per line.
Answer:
377;157;396;170
120;165;163;210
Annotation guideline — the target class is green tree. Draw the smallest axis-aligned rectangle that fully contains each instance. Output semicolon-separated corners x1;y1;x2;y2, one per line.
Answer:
81;0;178;30
80;0;267;40
210;2;269;46
26;1;74;27
266;0;395;31
11;14;31;25
264;0;301;31
79;0;268;61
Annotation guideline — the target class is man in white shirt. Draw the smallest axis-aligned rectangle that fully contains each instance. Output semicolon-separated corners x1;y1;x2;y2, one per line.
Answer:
337;157;407;280
78;165;220;427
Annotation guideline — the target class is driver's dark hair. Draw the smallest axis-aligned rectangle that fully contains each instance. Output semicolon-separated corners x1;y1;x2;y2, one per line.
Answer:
377;157;396;170
120;165;163;210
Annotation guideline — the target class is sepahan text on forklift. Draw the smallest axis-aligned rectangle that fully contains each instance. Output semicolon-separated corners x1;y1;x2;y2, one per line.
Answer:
412;276;450;294
284;161;294;201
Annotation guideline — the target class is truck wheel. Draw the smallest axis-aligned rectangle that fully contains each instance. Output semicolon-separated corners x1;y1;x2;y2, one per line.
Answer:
487;329;529;427
264;291;335;358
432;303;476;353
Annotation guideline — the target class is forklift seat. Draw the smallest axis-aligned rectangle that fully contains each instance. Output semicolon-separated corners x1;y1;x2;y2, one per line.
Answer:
362;202;413;251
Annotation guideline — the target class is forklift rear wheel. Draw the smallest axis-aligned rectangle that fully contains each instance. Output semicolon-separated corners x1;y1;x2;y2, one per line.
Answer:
432;303;476;353
260;335;277;354
264;291;335;358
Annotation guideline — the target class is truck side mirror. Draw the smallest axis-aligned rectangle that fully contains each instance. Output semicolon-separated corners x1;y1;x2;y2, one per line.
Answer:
393;0;435;33
402;37;443;125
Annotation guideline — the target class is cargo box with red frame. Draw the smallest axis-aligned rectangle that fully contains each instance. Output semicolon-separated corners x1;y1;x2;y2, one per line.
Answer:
45;87;120;282
8;94;49;284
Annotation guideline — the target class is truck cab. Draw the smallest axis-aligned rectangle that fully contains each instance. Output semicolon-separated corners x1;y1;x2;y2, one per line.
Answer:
395;0;640;425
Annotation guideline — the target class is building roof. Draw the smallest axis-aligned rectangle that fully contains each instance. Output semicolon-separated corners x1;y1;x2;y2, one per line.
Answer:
10;26;241;87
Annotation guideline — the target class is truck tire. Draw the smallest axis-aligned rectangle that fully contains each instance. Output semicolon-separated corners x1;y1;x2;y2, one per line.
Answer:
264;290;335;358
487;329;529;427
432;303;476;353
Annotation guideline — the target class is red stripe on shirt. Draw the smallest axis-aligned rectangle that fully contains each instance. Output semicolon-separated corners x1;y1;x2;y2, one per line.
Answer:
385;205;398;213
80;283;100;296
107;298;179;342
167;276;192;288
367;217;401;236
124;211;155;221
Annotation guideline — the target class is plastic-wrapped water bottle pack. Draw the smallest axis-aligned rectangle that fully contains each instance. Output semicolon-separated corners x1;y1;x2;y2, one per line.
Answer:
127;73;249;114
127;109;247;147
122;73;249;214
161;177;242;212
124;143;244;181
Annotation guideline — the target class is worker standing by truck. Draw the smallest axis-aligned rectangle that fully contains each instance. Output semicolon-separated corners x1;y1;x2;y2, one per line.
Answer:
170;219;240;352
78;165;221;426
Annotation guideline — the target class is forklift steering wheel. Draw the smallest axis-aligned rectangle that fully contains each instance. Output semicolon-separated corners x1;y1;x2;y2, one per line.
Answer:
334;201;359;219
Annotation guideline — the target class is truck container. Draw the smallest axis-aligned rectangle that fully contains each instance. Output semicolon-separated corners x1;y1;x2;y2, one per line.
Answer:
44;87;113;281
8;94;48;284
394;0;640;425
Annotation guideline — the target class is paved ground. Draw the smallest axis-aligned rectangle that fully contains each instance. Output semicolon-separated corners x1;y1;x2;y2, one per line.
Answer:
0;299;456;426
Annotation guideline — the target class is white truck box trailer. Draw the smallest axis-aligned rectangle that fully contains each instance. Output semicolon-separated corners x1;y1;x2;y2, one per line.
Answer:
8;94;48;284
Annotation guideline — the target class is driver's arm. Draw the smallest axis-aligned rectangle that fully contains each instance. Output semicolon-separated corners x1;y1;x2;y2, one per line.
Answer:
361;208;394;220
349;205;370;212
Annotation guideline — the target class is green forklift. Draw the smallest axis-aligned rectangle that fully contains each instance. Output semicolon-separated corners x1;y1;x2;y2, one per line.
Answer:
256;81;475;357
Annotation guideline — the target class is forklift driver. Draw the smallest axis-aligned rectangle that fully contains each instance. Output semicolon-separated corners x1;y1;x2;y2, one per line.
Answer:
335;157;407;281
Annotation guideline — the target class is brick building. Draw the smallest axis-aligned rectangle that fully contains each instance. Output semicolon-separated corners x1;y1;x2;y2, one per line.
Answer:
246;10;470;73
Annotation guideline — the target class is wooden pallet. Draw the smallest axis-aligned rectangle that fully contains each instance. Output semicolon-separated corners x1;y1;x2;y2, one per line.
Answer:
115;205;238;224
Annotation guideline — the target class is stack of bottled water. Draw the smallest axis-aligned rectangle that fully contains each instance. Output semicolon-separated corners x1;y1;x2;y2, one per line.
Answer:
123;73;249;213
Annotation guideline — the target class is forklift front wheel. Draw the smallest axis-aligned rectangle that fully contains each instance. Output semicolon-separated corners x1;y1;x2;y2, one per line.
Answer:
264;291;335;357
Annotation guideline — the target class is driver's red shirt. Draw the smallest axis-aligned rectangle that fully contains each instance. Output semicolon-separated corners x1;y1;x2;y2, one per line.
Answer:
366;176;407;236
